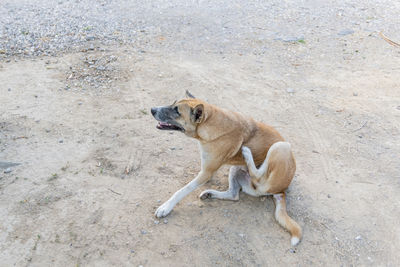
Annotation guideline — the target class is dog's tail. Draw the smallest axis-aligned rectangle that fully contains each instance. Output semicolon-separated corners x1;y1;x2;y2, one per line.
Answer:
273;193;302;246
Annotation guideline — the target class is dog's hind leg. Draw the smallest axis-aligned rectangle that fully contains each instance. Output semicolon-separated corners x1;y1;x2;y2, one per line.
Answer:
241;145;270;179
199;166;242;201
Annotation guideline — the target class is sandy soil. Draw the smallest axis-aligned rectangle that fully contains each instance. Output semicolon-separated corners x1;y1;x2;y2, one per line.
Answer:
1;35;400;266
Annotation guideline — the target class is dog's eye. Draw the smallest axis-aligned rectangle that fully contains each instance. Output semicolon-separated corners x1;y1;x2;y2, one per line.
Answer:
174;106;180;115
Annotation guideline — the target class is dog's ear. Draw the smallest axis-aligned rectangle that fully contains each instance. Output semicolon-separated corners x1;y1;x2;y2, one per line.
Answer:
191;104;204;123
185;90;195;99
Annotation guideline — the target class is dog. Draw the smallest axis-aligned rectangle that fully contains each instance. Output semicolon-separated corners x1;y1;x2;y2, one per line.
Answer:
151;91;302;246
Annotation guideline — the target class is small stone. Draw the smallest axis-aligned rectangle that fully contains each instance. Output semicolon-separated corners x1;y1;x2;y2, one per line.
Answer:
59;139;64;143
130;249;135;253
141;230;147;234
396;106;400;110
157;200;161;203
154;220;160;225
8;88;11;91
353;92;358;96
338;29;354;36
88;44;94;50
286;88;295;94
327;194;331;198
238;233;245;238
355;235;362;240
4;168;12;174
163;219;168;224
289;248;296;253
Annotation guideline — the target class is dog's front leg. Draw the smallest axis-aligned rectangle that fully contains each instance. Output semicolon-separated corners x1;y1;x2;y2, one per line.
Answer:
155;169;215;218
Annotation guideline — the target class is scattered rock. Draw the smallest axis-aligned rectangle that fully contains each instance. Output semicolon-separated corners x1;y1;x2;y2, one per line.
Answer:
355;235;362;240
275;35;305;42
286;88;295;94
238;233;245;238
327;194;331;198
141;230;147;235
163;219;168;224
154;220;160;225
338;29;355;36
4;168;12;174
289;248;296;253
0;162;20;169
396;106;400;110
59;139;64;143
353;92;358;96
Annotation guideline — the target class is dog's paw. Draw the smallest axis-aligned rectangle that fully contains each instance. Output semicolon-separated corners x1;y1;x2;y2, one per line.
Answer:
199;190;213;200
155;201;174;218
241;146;252;161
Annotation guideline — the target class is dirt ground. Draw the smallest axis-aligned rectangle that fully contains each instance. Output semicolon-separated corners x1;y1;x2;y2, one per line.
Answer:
1;2;400;266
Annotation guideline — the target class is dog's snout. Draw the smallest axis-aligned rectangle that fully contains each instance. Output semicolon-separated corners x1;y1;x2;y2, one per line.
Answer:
151;107;157;116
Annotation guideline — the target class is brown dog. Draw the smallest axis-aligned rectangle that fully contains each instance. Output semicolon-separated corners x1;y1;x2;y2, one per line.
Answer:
151;91;302;246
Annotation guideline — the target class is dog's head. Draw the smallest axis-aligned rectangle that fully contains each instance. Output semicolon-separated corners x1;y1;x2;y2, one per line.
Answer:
151;91;205;137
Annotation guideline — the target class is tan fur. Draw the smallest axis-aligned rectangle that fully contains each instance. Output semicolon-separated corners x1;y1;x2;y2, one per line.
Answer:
152;94;302;246
273;193;302;246
175;99;284;166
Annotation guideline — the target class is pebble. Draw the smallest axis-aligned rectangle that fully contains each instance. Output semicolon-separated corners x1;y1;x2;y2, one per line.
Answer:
154;220;160;225
141;230;147;234
353;92;358;96
286;88;295;94
355;235;362;240
338;29;355;36
163;219;168;224
238;233;245;238
59;139;64;143
327;194;331;198
396;106;400;110
275;35;305;42
4;168;12;173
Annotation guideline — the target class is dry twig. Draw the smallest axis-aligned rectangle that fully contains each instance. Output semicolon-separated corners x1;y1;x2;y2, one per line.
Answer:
379;31;400;47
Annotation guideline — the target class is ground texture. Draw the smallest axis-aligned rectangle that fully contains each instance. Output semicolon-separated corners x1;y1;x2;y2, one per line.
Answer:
1;0;400;266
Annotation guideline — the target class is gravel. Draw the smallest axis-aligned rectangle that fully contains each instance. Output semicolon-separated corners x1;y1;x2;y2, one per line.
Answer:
1;0;399;59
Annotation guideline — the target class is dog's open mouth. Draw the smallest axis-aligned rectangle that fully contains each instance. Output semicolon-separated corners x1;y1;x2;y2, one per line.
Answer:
156;122;184;131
